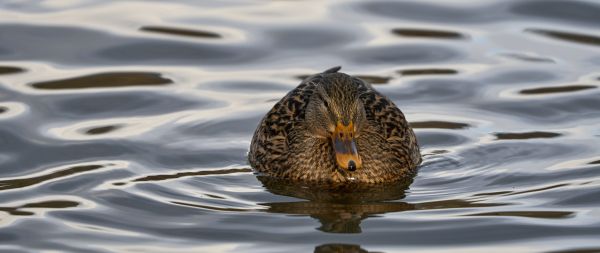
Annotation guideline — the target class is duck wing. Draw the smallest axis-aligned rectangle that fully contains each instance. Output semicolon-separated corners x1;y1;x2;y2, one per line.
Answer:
358;82;421;168
249;80;316;172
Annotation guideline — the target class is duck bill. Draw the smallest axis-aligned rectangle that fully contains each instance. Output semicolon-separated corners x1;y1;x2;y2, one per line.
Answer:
332;123;362;171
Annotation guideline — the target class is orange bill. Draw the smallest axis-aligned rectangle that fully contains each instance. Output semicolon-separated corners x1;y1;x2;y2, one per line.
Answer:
332;122;362;171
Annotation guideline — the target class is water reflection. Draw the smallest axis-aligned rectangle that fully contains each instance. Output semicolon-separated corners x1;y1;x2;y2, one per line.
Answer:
526;29;600;47
410;121;470;129
258;176;504;233
0;200;79;216
31;72;172;90
84;125;122;135
494;131;562;140
464;210;573;219
398;68;457;76
498;52;556;63
128;168;251;184
258;176;412;233
1;0;600;252
392;28;466;39
0;164;107;191
0;66;24;75
315;244;382;253
140;26;222;39
0;162;125;191
519;84;596;95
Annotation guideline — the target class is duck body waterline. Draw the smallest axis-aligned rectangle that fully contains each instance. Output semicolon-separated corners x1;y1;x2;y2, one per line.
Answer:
249;67;421;184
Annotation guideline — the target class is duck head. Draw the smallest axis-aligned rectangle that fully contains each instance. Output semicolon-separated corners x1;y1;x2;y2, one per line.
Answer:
305;73;368;172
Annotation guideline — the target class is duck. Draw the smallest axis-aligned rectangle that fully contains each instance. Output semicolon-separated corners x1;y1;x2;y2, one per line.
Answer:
249;66;421;184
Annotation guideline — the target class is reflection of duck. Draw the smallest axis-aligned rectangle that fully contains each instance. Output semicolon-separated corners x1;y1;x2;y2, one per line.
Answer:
314;244;381;253
258;176;413;233
258;175;504;234
249;67;421;184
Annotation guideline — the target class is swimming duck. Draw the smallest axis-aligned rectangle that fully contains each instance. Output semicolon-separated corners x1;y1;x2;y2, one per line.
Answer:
249;66;421;184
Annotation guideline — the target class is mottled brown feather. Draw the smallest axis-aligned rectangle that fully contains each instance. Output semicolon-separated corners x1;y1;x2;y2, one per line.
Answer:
249;68;420;184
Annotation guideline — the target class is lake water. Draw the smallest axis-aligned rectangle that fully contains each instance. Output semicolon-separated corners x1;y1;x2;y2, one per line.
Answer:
1;0;600;252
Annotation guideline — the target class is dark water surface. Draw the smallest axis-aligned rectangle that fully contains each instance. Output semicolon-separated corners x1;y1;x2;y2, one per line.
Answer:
1;1;600;252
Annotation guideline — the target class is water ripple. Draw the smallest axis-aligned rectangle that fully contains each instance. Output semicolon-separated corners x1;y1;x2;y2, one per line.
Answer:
1;0;599;252
31;72;172;90
411;121;470;130
494;131;562;140
345;44;460;65
464;210;573;219
140;26;222;39
0;66;24;75
519;84;596;95
527;28;600;47
511;1;600;26
398;68;458;76
391;28;466;39
0;161;126;191
0;200;79;216
0;102;27;119
113;167;252;186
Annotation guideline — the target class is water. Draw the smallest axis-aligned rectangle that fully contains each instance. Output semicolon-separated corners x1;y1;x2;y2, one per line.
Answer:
1;1;599;252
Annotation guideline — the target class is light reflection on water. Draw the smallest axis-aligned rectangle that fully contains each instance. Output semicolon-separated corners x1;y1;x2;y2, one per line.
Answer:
0;0;600;252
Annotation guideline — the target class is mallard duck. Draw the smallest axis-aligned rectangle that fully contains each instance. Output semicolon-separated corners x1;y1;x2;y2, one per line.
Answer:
249;66;421;184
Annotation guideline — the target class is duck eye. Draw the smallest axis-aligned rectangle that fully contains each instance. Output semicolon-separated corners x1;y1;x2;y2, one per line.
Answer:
322;100;329;108
339;133;343;138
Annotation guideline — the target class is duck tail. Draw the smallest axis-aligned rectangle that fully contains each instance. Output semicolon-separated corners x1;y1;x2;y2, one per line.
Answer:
323;66;342;74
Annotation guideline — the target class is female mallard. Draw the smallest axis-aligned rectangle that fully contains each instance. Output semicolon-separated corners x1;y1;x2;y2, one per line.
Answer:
249;66;421;184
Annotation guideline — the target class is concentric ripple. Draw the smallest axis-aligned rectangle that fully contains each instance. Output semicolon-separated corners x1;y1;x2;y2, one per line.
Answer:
0;0;599;253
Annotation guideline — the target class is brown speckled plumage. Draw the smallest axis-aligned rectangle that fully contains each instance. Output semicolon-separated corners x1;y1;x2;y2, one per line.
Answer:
249;67;421;184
